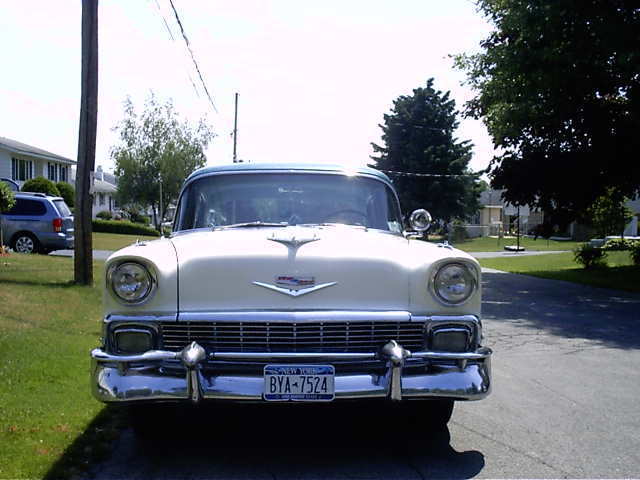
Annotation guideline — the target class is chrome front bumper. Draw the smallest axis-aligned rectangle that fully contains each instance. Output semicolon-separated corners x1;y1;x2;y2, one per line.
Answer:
91;341;492;403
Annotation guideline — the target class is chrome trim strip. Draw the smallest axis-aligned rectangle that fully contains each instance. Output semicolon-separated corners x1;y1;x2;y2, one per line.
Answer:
211;352;377;361
411;347;491;360
91;347;491;364
106;314;177;323
91;348;178;363
252;281;337;297
177;310;412;323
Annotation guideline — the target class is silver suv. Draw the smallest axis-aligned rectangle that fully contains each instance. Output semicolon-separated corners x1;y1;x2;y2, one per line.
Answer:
0;192;74;254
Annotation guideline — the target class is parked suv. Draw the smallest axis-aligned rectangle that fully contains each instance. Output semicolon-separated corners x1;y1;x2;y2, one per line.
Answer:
0;192;74;253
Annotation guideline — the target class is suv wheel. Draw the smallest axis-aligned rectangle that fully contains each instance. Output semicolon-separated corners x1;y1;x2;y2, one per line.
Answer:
12;233;40;254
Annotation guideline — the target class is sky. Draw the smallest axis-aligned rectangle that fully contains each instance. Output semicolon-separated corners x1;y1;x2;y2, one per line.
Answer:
0;0;495;174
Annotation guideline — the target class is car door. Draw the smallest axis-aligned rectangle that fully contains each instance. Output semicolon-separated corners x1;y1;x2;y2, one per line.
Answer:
2;198;48;243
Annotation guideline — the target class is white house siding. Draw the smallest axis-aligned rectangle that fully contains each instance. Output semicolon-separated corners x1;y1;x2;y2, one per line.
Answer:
0;150;11;178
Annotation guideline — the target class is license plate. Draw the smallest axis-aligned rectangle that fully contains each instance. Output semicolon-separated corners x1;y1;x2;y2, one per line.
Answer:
263;364;335;401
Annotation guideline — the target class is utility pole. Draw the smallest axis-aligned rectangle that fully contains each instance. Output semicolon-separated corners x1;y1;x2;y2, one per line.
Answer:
233;92;238;163
75;0;99;285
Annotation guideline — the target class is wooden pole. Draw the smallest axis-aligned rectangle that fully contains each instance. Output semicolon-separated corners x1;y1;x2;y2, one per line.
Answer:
75;0;99;285
232;92;238;163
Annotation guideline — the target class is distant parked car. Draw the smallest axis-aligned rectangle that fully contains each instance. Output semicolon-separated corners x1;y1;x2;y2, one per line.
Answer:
0;192;74;253
1;177;19;192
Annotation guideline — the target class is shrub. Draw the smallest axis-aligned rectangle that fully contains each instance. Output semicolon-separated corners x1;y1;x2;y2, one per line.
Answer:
92;219;159;237
96;210;113;220
22;176;60;196
630;243;640;266
450;220;468;242
573;243;607;269
56;182;75;208
129;211;150;225
602;238;640;251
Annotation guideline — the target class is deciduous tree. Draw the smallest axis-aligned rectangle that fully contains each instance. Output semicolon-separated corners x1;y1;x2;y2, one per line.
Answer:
111;94;214;227
455;0;640;228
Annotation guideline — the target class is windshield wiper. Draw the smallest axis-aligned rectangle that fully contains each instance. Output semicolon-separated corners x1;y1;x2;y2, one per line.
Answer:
213;221;289;230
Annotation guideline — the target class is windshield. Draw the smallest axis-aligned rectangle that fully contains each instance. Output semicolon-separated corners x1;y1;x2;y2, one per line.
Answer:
175;173;403;233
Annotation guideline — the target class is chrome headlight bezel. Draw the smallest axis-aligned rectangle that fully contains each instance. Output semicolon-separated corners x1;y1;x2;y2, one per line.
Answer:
430;261;478;306
107;261;157;305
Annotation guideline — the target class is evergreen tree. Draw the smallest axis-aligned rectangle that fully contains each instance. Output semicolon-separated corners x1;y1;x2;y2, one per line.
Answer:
370;79;481;222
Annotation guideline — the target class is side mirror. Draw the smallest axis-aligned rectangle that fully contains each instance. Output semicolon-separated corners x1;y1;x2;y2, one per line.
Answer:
408;209;432;232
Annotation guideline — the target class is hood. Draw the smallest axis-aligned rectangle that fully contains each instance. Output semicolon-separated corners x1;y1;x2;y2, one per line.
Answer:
171;225;416;312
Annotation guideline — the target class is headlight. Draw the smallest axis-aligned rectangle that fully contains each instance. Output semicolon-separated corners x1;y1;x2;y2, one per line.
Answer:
432;262;477;305
108;262;155;304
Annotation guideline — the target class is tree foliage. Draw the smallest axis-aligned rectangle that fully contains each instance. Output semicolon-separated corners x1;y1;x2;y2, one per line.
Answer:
56;182;75;208
0;182;15;214
369;79;481;222
111;94;214;226
586;188;633;237
21;176;60;197
0;182;16;249
455;0;640;228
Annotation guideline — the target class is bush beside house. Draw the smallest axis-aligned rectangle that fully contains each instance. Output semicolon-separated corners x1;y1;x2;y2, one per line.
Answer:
56;181;74;208
92;219;159;237
21;176;60;197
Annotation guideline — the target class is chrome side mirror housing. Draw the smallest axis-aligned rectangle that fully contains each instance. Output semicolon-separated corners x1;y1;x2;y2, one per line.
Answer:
409;209;432;232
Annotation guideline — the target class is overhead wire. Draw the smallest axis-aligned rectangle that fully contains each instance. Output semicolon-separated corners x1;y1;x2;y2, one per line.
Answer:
167;0;219;113
152;0;201;98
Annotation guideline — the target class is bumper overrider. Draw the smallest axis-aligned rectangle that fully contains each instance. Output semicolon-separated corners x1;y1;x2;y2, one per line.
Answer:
91;321;492;404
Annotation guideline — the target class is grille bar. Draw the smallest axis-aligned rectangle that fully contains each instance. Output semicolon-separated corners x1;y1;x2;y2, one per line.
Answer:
160;321;426;353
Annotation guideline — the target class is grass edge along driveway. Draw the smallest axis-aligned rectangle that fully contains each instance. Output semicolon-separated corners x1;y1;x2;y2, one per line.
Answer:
479;251;640;293
0;254;124;479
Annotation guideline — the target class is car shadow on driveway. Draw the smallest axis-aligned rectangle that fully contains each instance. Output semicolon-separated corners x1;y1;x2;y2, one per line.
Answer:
87;403;485;479
482;271;640;350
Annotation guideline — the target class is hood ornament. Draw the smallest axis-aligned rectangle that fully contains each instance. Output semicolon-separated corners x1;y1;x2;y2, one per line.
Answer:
268;228;320;250
253;275;336;297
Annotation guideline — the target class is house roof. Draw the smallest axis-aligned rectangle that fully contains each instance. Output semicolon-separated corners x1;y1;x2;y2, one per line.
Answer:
0;136;76;165
93;179;117;193
187;163;392;183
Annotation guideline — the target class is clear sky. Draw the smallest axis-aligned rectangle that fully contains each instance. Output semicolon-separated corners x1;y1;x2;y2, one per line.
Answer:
0;0;495;174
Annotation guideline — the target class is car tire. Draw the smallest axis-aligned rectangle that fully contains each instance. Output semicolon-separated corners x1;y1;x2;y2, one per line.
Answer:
401;399;455;429
11;233;40;254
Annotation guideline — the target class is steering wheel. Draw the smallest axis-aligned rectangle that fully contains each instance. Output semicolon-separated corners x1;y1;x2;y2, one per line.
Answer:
321;209;368;225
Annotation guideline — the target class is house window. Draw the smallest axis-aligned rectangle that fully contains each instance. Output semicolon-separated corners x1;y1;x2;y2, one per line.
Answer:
11;157;33;181
60;165;68;182
99;193;105;206
48;163;59;182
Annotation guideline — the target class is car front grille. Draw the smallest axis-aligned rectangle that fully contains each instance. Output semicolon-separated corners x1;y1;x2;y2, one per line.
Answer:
159;321;426;353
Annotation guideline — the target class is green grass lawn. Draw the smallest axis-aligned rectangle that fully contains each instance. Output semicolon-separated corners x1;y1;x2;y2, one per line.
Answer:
0;254;122;479
480;251;640;293
442;236;582;252
92;232;158;251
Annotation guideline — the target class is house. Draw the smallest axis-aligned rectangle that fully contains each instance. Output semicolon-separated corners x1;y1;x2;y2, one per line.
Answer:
466;189;543;238
0;136;75;188
623;197;639;237
71;165;119;219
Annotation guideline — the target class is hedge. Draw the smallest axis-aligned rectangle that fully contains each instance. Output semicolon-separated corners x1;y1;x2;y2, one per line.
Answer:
92;219;160;237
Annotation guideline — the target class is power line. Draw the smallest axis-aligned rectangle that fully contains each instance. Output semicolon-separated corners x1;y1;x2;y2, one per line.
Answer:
167;0;218;113
379;169;480;178
152;0;201;98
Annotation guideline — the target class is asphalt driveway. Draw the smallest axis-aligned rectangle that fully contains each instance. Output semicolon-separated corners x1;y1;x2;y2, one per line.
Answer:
83;271;640;479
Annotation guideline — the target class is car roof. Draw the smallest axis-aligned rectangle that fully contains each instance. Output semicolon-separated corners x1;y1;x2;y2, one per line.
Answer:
16;192;63;201
186;163;392;184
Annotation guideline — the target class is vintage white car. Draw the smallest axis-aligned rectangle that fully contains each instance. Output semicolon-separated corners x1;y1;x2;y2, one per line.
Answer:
91;163;491;427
